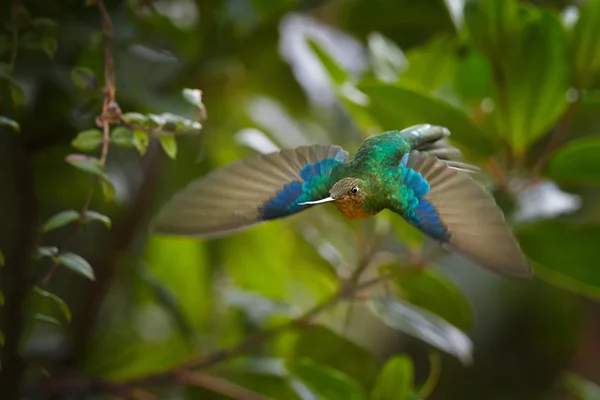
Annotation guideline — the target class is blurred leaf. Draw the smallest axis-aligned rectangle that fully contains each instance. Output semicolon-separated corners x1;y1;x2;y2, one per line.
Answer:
65;154;105;176
369;295;473;365
111;126;135;148
292;325;379;390
400;35;456;94
10;83;24;107
20;32;43;51
56;252;95;281
182;88;203;108
501;11;570;154
290;358;366;400
0;116;19;132
84;210;111;228
463;0;531;65
41;36;58;59
100;176;115;202
221;371;302;400
517;222;600;300
72;129;102;151
33;287;72;322
133;130;149;155
42;210;80;232
70;67;97;90
226;289;293;325
370;355;414;400
367;32;406;84
37;246;58;259
454;50;493;106
307;38;349;86
31;17;58;29
122;112;149;125
561;372;600;400
357;82;497;159
393;269;473;331
571;0;600;88
159;135;177;159
33;313;61;326
546;137;600;184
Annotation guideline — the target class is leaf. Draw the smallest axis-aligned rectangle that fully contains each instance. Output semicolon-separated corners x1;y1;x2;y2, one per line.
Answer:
71;129;103;151
307;38;349;86
545;137;600;184
561;372;600;400
292;325;379;390
133;130;149;155
34;313;61;326
65;154;105;176
56;252;95;281
41;36;58;59
369;295;473;365
357;82;497;159
182;88;203;108
31;17;59;29
290;359;366;400
37;246;58;258
159;135;177;159
84;211;111;228
570;0;600;88
10;83;24;107
500;11;570;154
0;116;19;132
393;269;473;331
367;32;407;84
110;126;134;148
70;67;97;90
20;32;43;51
517;222;600;300
100;176;116;202
122;112;149;125
33;287;72;322
42;210;80;232
370;355;414;400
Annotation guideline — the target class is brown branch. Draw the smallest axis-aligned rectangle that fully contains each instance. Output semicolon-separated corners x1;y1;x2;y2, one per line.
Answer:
176;371;267;400
40;0;120;288
485;156;510;193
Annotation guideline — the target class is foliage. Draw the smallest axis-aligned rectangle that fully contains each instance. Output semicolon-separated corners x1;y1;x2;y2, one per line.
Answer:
1;0;600;399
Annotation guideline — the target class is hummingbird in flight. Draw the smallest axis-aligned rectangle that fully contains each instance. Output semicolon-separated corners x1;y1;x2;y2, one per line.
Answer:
152;124;531;278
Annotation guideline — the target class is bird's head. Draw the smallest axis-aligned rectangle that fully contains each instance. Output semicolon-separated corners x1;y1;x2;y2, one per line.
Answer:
298;178;370;219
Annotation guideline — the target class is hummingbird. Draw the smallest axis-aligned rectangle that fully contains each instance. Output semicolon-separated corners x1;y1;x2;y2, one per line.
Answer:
152;124;531;278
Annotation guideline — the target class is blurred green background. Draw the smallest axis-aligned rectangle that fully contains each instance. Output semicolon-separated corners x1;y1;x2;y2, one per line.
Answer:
2;0;600;399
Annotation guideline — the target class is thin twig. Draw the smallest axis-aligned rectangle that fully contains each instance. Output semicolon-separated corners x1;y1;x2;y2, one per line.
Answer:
176;370;267;400
485;156;510;193
40;0;120;287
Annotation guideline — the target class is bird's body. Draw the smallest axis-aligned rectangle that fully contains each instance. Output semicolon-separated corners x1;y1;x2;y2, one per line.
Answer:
153;124;532;278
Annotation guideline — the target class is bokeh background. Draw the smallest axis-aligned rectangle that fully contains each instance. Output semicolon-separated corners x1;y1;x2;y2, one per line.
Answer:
2;0;600;399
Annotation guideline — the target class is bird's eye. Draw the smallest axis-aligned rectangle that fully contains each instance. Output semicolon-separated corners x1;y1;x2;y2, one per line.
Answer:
351;186;359;195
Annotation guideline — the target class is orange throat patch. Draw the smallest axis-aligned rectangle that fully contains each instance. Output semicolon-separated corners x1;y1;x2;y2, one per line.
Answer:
333;196;377;220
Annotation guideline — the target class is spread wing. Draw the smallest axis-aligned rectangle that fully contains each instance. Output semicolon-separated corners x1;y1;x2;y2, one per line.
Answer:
387;150;531;278
151;145;348;238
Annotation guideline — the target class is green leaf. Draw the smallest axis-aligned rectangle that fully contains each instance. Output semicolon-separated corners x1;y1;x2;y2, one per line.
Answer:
70;67;97;90
34;313;61;326
122;112;149;125
393;269;473;331
357;82;497;159
159;135;177;159
65;154;105;176
41;36;58;59
545;137;600;184
42;210;80;232
56;252;95;281
561;372;600;400
517;222;600;300
0;116;19;132
570;0;600;88
31;17;59;29
133;130;149;155
369;295;473;365
182;88;203;108
307;38;349;86
33;287;72;322
500;11;570;154
84;211;111;228
37;246;58;259
367;32;406;84
110;126;134;148
10;83;24;107
292;325;379;390
370;355;414;400
290;359;366;400
100;176;116;202
71;129;102;151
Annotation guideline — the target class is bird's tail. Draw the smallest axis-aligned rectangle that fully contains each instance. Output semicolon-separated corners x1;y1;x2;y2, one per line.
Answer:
400;124;479;173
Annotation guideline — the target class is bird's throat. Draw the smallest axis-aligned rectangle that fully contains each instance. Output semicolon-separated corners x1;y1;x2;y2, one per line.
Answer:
333;197;377;220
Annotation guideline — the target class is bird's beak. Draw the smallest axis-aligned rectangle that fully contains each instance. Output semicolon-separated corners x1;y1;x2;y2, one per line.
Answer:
298;196;335;206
